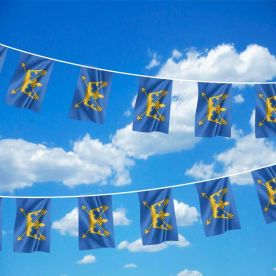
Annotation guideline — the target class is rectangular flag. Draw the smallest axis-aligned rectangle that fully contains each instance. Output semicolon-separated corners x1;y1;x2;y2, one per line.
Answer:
196;178;240;236
138;188;178;245
0;198;2;251
6;53;54;112
255;84;276;137
195;82;232;137
79;196;115;250
251;165;276;223
133;77;172;134
14;198;51;253
69;68;112;124
0;46;7;72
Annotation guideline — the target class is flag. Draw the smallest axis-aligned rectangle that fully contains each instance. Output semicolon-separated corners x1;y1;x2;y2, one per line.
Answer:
251;165;276;223
0;46;7;72
255;84;276;137
79;196;115;250
0;198;2;251
14;198;51;253
195;82;232;137
69;68;112;124
196;178;240;236
133;77;172;133
138;188;178;245
6;53;54;112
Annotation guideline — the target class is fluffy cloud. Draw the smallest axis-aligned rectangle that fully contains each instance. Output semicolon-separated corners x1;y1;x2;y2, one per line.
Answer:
124;264;137;269
52;207;131;236
117;234;189;253
77;255;96;265
177;269;203;276
113;44;276;159
146;49;161;69
0;134;134;192
186;111;276;185
233;94;245;103
174;200;199;226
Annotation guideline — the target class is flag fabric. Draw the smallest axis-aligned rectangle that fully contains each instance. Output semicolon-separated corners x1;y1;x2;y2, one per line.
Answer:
14;198;51;253
133;77;172;134
196;178;240;236
0;198;2;251
251;165;276;223
0;46;7;72
255;84;276;138
138;188;178;245
6;53;54;112
69;68;113;124
195;82;232;137
79;196;115;250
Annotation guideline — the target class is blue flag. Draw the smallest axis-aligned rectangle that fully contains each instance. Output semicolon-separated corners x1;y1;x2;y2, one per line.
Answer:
6;53;54;112
196;178;240;236
195;82;232;137
255;84;276;137
79;196;115;250
69;68;112;124
14;198;51;253
138;188;178;245
133;77;172;134
0;198;2;251
0;46;7;72
251;165;276;223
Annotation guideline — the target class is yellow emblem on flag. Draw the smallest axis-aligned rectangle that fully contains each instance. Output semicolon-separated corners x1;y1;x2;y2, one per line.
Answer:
257;178;276;212
258;93;276;126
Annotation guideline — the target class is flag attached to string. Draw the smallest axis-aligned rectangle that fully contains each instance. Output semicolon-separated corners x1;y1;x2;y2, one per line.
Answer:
251;165;276;223
255;84;276;138
0;198;2;251
0;46;7;72
196;178;240;236
79;196;115;250
6;53;54;112
69;68;113;124
133;77;172;134
14;198;51;253
195;82;232;137
138;188;178;245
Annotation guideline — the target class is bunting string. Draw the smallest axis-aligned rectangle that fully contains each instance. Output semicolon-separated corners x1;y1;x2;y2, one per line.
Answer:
1;162;276;199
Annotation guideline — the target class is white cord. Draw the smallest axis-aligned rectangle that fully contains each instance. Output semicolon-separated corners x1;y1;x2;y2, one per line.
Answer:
1;42;276;85
0;162;273;199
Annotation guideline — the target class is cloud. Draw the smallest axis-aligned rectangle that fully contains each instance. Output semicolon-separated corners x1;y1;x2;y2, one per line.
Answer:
174;200;199;226
124;264;137;269
146;49;161;69
113;44;276;159
52;207;131;236
177;269;203;276
185;111;276;185
171;49;183;59
117;234;190;252
0;134;134;192
77;255;96;265
233;94;245;103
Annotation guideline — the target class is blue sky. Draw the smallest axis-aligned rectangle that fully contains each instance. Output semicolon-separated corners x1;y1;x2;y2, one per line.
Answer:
0;1;276;276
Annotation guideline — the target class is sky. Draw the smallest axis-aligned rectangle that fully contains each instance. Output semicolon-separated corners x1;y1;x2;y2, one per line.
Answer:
0;1;276;276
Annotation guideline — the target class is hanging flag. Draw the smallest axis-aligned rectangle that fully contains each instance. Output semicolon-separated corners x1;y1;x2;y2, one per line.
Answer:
196;178;240;236
79;196;115;250
251;165;276;223
69;68;112;124
195;82;232;137
138;188;178;245
0;198;2;251
255;84;276;138
6;53;54;112
133;77;172;134
0;46;7;72
14;198;51;253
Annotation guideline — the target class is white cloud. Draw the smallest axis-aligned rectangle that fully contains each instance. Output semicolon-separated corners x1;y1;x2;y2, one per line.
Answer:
146;50;161;69
186;111;276;185
233;94;245;103
77;255;96;265
113;44;276;159
171;49;183;59
124;264;137;269
52;207;131;236
117;234;190;253
174;200;199;226
177;269;203;276
0;134;134;192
